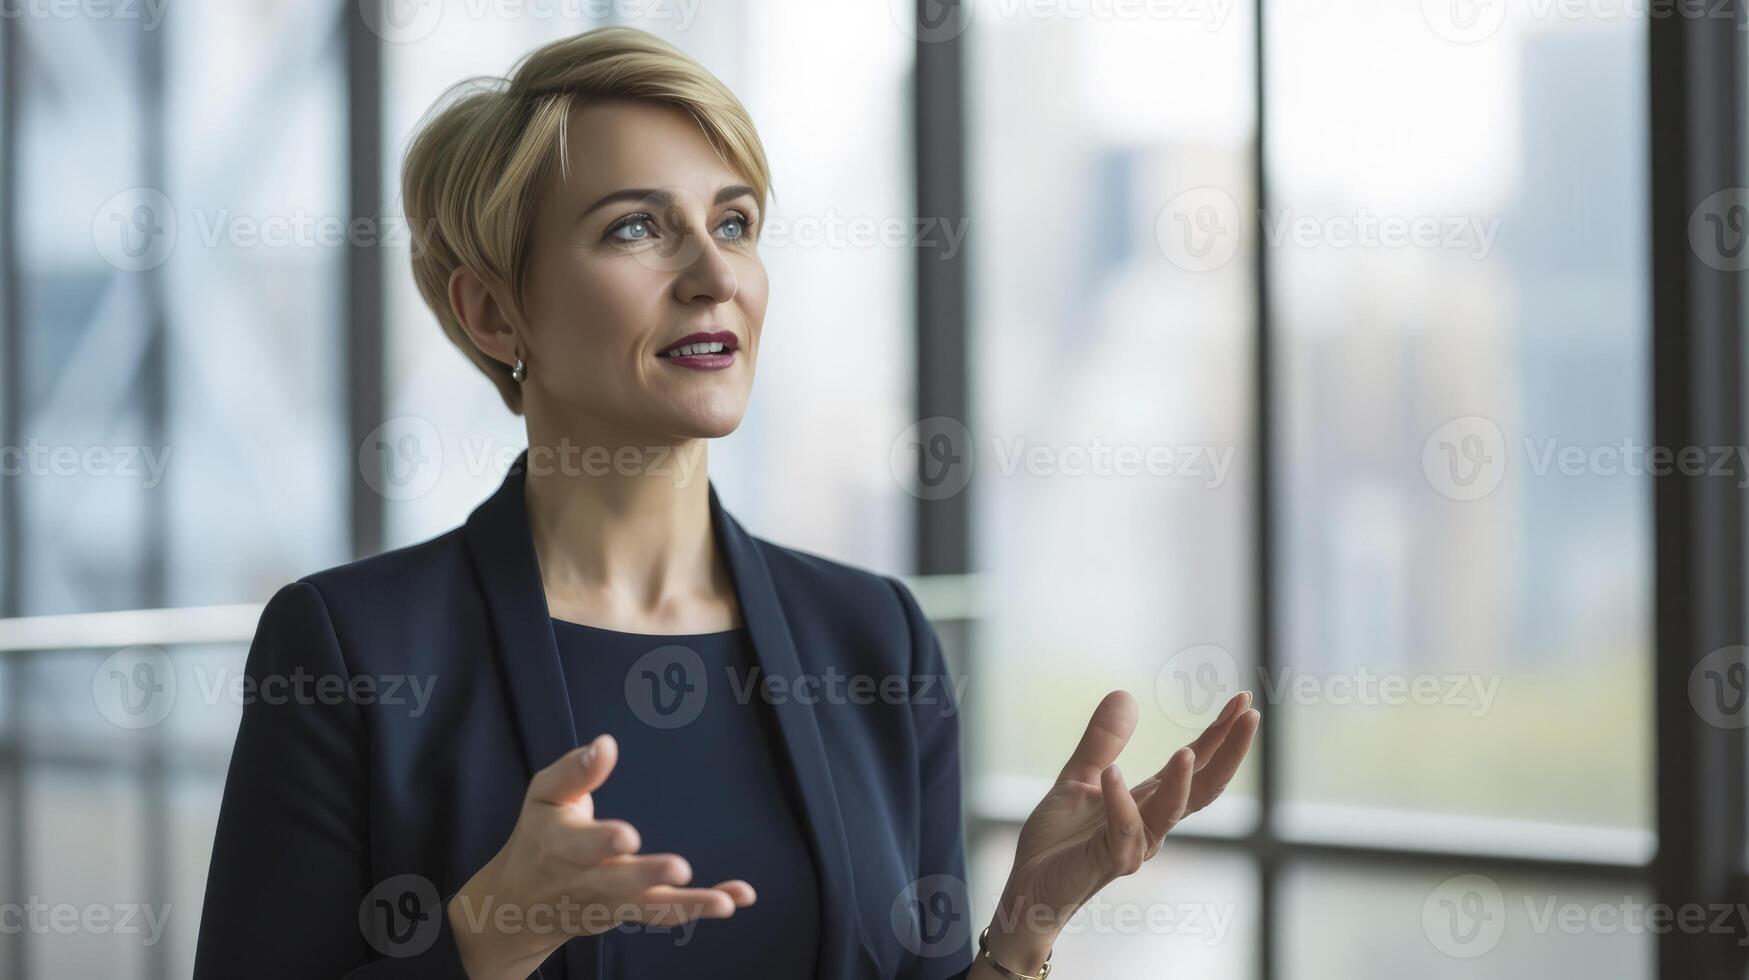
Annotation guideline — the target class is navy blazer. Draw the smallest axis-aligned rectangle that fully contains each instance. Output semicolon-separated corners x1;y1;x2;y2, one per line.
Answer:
192;450;976;980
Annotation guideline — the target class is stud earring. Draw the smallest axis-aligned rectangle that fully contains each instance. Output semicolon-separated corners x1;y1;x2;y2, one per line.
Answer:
511;357;526;383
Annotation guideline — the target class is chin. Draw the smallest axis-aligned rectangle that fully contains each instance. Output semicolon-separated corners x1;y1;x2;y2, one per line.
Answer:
685;415;744;439
669;404;745;440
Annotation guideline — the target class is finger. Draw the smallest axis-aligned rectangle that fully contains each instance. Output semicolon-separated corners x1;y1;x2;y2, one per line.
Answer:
527;733;619;810
1187;708;1259;813
1137;746;1195;844
622;886;748;926
1210;690;1248;729
1186;691;1252;766
585;852;693;897
711;879;758;907
552;818;641;867
1057;691;1140;786
1129;691;1254;807
1096;762;1149;876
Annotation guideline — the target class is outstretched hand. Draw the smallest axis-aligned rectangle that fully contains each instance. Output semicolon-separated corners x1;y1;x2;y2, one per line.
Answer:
981;690;1260;972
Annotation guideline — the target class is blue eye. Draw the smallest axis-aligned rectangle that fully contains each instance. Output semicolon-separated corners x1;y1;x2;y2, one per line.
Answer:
609;215;655;243
608;210;753;247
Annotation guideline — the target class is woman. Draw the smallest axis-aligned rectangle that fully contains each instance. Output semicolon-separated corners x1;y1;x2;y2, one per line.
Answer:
191;25;1259;980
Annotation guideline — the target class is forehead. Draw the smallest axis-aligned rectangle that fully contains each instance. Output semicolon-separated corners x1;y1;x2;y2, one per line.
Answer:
553;99;747;205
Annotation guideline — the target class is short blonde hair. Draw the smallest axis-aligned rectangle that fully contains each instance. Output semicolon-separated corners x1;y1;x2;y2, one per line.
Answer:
400;26;773;414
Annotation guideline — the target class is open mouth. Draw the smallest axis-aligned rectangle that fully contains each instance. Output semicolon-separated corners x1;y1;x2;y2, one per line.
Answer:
658;341;734;359
656;331;739;371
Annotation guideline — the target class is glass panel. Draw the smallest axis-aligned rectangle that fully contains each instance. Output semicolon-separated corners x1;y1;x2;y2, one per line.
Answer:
1281;861;1651;980
972;827;1259;978
16;14;159;617
163;0;350;604
18;644;242;758
968;0;1260;820
0;768;13;969
24;769;153;980
164;775;226;979
15;2;347;615
1268;0;1652;830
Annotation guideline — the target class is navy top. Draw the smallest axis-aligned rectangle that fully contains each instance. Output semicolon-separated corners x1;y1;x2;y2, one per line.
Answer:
550;617;823;978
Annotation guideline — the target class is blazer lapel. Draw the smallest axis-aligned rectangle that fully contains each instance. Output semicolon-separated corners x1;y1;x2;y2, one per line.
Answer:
462;450;580;779
462;450;582;980
462;451;876;980
707;480;875;979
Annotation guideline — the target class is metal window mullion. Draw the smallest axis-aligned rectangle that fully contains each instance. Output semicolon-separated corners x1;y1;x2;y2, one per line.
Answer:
347;1;385;561
137;12;172;980
0;6;23;980
1251;0;1278;975
1648;1;1749;977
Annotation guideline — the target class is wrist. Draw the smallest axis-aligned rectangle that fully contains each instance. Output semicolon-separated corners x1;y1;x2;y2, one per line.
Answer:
447;872;556;980
983;885;1060;975
980;922;1055;976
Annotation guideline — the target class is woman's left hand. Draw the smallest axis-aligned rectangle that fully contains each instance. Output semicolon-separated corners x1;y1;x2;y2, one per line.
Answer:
981;689;1260;973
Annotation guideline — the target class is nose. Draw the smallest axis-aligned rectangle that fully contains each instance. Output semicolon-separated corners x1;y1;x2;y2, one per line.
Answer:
670;216;738;306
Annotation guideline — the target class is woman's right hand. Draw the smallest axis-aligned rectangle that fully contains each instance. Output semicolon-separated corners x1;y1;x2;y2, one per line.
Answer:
446;733;756;980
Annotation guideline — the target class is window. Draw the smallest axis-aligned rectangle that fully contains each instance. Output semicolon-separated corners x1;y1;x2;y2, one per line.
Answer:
0;2;1743;978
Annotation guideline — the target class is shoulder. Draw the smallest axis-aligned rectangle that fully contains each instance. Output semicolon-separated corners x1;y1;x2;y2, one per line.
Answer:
752;533;912;605
260;526;474;643
293;526;470;602
747;534;934;650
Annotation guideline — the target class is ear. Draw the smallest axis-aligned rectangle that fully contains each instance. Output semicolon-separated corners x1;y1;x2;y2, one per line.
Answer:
448;265;521;367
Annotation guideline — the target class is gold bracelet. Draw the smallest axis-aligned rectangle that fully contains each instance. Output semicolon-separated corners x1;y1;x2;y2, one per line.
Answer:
976;925;1053;979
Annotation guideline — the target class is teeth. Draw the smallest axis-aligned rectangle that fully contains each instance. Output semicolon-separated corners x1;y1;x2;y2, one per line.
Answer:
664;342;728;357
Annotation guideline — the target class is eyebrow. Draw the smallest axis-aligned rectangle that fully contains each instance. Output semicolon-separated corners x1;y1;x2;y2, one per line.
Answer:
577;185;758;223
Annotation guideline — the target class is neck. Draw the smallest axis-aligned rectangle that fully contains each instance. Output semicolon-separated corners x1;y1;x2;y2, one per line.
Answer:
520;421;722;624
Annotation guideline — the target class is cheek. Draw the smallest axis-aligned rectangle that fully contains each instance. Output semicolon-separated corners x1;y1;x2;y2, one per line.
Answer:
543;260;658;352
738;259;770;329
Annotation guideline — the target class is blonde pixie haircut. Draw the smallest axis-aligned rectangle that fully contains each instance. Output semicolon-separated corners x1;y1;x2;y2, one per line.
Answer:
400;26;773;415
